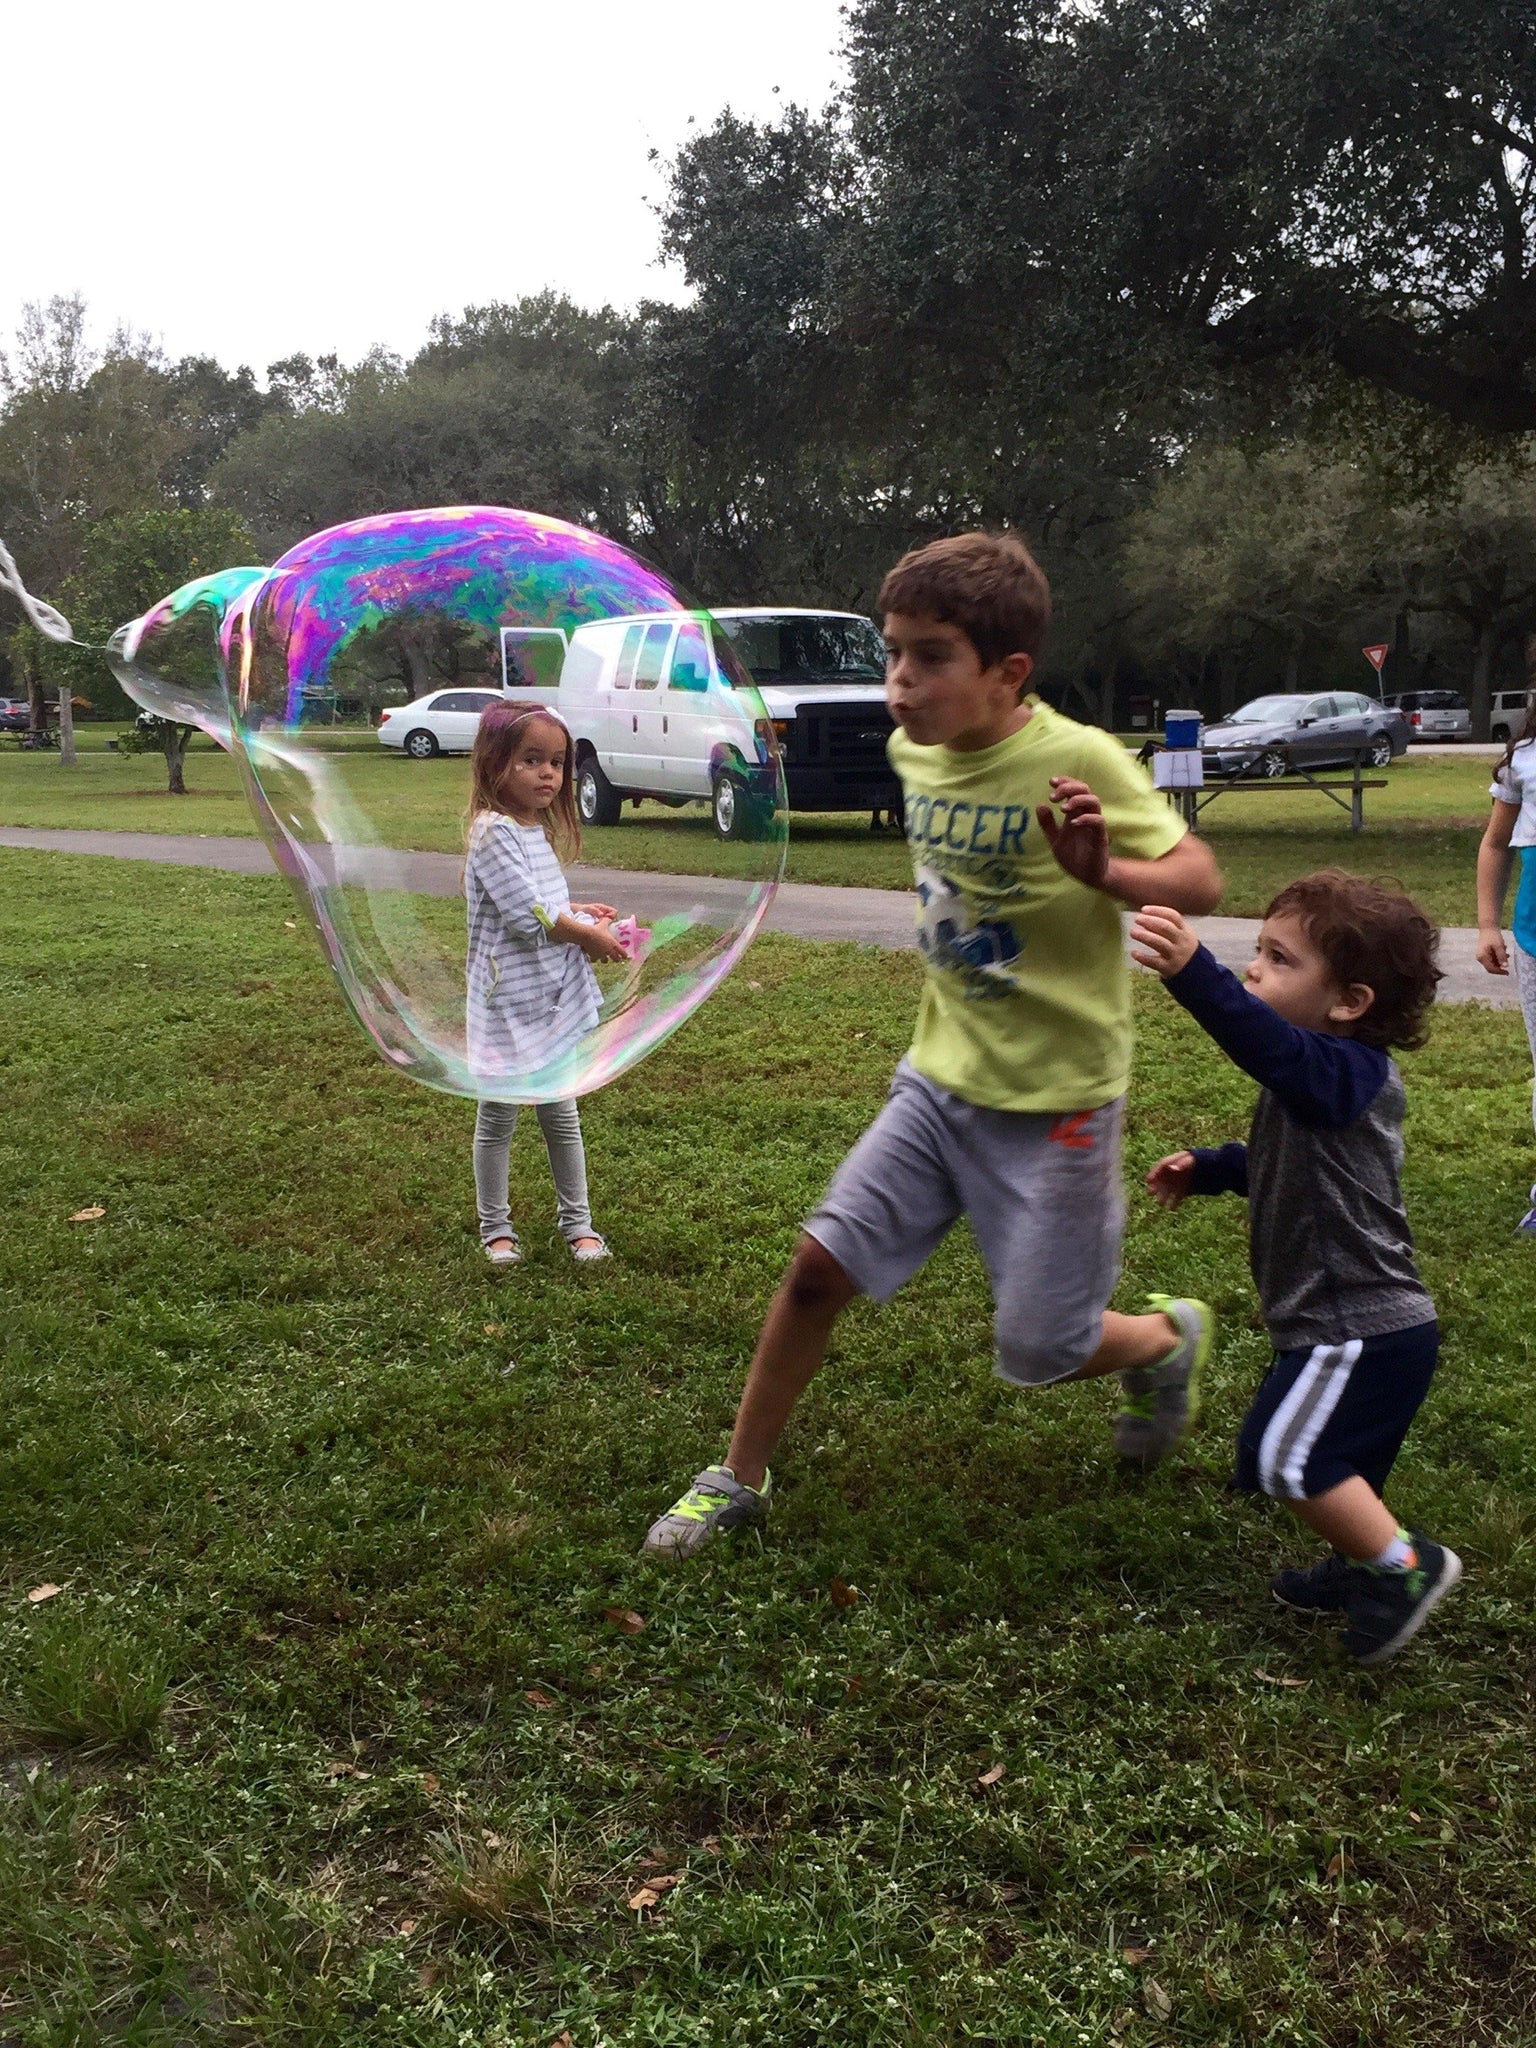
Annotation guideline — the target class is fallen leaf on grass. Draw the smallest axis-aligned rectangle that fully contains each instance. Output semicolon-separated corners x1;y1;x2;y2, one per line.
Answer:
844;1675;865;1698
550;2034;574;2048
483;1322;504;1336
586;1662;608;1679
1143;1977;1172;2021
977;1763;1006;1789
397;1916;418;1936
829;1577;860;1607
1407;1809;1421;1822
68;1207;106;1224
283;918;297;930
26;1583;62;1604
420;1772;441;1796
419;1963;443;1989
322;1759;372;1780
746;979;763;991
1326;1849;1348;1879
525;1689;557;1709
604;1606;647;1635
627;1873;681;1913
1255;1669;1308;1689
1123;1946;1154;1967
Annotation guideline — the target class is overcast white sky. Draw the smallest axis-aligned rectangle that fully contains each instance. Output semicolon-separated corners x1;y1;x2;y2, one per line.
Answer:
7;0;847;379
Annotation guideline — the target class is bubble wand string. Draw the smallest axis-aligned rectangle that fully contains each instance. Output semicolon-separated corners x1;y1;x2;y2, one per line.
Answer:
0;537;75;644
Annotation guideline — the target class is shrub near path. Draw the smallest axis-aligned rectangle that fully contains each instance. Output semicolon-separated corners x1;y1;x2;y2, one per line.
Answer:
2;849;1534;2045
0;735;1500;922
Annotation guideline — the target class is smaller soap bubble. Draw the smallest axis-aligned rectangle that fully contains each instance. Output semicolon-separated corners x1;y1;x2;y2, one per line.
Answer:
110;508;787;1099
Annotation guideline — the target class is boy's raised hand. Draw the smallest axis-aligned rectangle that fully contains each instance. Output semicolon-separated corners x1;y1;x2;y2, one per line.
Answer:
1036;776;1109;889
1147;1151;1197;1211
1128;905;1199;978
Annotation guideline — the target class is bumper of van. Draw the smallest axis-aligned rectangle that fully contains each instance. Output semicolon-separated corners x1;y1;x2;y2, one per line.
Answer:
782;764;903;812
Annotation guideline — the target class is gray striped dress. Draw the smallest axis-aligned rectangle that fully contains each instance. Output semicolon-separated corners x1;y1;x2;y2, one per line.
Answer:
464;812;600;1082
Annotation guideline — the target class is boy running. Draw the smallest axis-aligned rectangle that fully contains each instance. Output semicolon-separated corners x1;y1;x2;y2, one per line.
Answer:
1130;874;1460;1665
644;531;1223;1560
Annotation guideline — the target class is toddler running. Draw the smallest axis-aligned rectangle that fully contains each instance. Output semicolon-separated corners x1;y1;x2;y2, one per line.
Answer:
1131;873;1460;1665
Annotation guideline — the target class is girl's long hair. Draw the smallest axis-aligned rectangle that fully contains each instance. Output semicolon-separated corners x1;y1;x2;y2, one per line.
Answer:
1500;635;1536;775
467;701;582;864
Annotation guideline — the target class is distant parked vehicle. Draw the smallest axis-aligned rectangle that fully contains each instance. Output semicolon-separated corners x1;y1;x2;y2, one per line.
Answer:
376;685;504;759
1202;693;1409;778
561;606;900;837
1383;689;1471;740
1490;690;1533;746
0;697;31;732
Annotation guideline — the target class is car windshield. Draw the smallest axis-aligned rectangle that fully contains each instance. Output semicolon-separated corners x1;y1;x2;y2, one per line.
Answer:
1226;695;1313;724
715;614;886;685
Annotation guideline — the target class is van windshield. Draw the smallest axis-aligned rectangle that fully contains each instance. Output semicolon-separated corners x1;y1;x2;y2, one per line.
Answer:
715;614;886;685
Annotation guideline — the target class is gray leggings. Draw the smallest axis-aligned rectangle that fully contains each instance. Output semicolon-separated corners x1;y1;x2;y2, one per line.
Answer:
1517;944;1536;1139
473;1098;595;1246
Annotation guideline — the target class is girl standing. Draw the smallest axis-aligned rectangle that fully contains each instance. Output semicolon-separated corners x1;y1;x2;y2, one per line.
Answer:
465;701;627;1266
1476;640;1536;1233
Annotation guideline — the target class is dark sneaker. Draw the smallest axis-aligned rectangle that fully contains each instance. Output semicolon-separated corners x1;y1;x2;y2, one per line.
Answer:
1114;1296;1213;1467
1341;1534;1462;1666
1518;1186;1536;1235
1271;1551;1352;1614
641;1466;770;1560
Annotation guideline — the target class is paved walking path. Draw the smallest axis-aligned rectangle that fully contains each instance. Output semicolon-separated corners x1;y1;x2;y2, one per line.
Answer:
0;824;1517;1009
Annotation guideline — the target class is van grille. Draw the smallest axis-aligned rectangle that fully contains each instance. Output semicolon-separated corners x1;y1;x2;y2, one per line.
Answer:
795;705;897;782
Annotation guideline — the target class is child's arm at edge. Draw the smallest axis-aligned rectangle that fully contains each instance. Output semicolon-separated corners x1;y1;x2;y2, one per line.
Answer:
1148;1144;1249;1209
1036;777;1222;913
1128;908;1389;1128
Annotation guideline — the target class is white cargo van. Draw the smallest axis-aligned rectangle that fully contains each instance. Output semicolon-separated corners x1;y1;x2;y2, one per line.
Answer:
511;606;899;839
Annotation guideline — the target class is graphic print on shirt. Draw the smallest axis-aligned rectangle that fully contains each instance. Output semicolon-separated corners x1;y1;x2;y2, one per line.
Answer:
905;790;1034;1002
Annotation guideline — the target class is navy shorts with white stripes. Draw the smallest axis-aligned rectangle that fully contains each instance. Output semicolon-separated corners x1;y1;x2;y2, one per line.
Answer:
1234;1320;1440;1501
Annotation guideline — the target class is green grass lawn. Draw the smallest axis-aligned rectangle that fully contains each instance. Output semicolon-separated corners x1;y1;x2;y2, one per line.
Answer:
3;848;1535;2044
0;733;1501;923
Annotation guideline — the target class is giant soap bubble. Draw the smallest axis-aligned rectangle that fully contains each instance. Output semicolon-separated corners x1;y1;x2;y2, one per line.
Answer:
109;508;786;1099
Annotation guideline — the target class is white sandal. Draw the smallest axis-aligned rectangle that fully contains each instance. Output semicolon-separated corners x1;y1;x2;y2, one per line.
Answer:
569;1234;611;1263
485;1237;522;1266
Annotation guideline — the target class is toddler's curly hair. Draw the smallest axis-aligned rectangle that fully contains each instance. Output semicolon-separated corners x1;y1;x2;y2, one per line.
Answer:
1264;870;1441;1051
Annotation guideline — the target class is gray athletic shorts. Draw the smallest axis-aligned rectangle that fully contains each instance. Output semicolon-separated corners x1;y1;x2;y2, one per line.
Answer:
804;1059;1126;1387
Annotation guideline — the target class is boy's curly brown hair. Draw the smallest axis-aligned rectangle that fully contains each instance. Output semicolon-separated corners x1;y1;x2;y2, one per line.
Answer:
1264;870;1441;1051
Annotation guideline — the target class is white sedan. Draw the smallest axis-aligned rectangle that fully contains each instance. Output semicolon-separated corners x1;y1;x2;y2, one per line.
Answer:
377;686;505;759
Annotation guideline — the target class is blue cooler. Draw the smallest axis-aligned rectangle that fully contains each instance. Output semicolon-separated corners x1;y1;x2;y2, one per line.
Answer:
1165;709;1203;750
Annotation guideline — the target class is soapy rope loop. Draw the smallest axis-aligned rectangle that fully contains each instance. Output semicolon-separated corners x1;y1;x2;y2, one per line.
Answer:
0;535;74;643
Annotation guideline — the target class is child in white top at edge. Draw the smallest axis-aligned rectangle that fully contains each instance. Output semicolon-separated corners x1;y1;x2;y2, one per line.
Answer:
463;700;629;1266
1477;636;1536;1232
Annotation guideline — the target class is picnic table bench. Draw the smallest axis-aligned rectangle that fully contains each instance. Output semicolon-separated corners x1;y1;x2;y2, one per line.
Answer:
1138;744;1387;833
0;728;56;751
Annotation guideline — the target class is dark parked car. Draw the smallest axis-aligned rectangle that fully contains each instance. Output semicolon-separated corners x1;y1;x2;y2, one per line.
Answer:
0;697;31;732
1202;692;1409;778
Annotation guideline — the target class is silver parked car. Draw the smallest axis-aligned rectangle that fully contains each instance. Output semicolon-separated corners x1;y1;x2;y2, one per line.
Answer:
1383;689;1472;740
1202;692;1409;778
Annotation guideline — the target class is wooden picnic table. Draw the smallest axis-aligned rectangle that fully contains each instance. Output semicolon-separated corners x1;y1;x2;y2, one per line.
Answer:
0;728;56;751
1139;745;1387;833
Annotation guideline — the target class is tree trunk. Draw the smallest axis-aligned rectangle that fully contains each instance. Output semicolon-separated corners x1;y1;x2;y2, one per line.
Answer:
165;725;191;795
1283;625;1303;692
57;686;76;766
1217;648;1240;717
1469;619;1496;739
24;651;46;737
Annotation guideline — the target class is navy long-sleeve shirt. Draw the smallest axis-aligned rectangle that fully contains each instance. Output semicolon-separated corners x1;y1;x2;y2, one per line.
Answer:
1163;944;1434;1349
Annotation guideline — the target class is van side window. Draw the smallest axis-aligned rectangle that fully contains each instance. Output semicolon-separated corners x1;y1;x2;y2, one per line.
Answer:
561;633;607;692
668;623;710;693
635;622;672;691
614;624;644;690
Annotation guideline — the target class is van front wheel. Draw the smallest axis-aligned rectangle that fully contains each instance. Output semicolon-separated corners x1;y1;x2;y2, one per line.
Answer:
712;771;764;841
577;758;622;828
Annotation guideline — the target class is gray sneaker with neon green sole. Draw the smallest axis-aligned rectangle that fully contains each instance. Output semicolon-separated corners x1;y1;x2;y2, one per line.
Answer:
1114;1295;1213;1467
641;1465;771;1560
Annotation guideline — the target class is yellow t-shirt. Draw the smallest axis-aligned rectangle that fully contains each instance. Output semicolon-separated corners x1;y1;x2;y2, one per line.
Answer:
889;701;1186;1113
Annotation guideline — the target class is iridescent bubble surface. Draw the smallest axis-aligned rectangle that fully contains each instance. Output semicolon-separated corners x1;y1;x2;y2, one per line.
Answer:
109;508;786;1099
